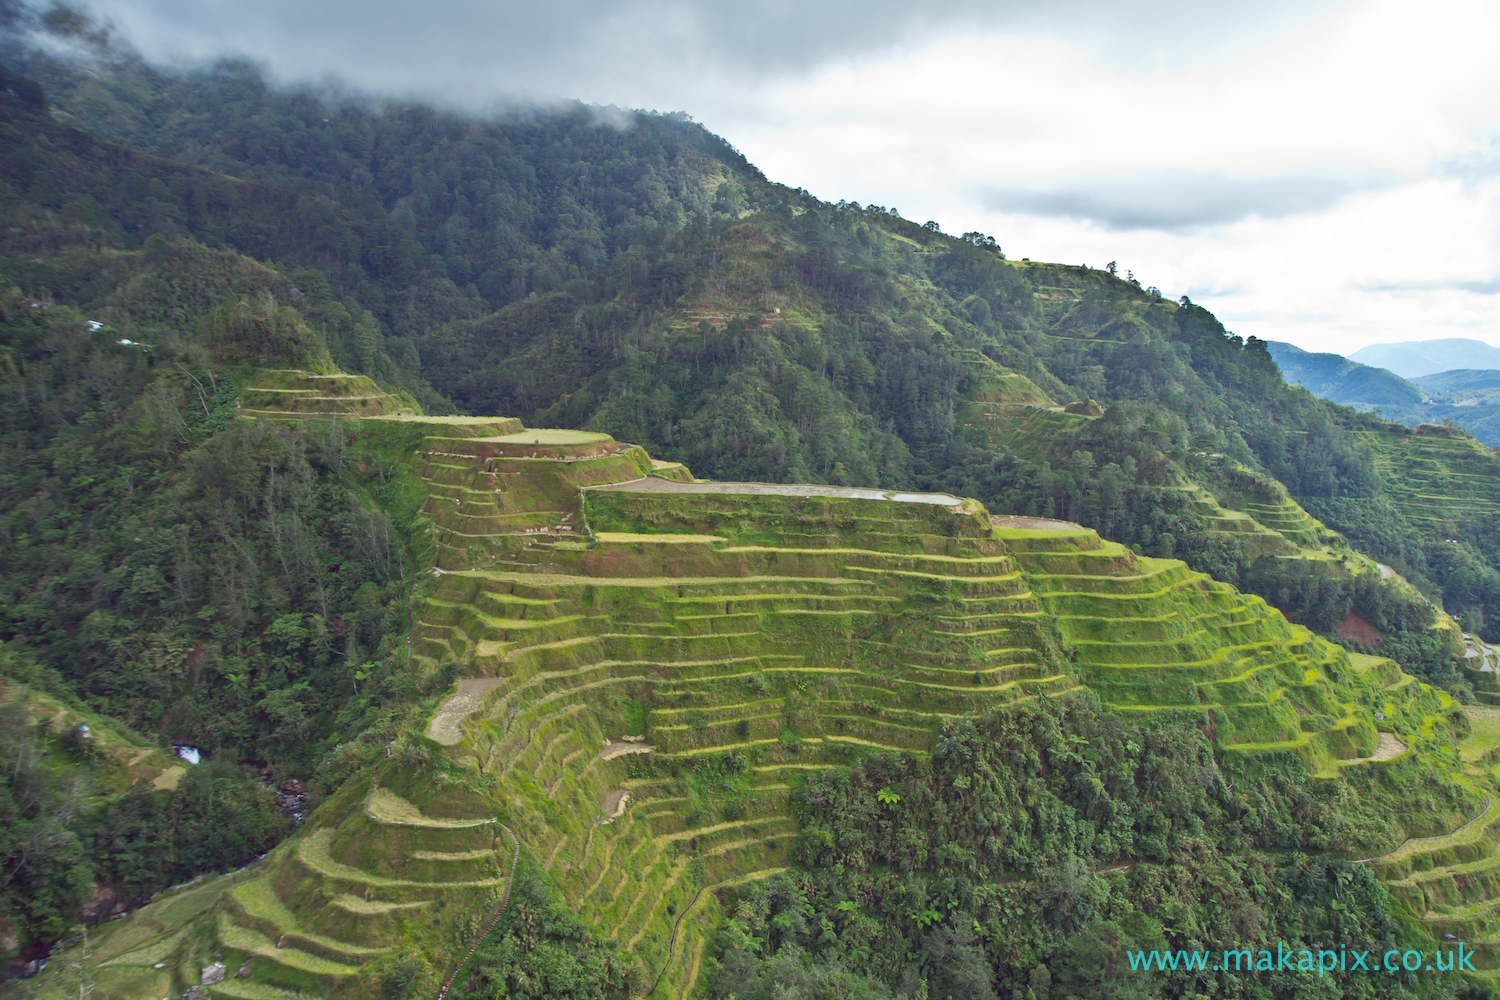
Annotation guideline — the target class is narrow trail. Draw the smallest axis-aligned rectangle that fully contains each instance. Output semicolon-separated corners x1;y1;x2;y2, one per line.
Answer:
436;824;520;1000
648;882;712;999
646;869;786;999
1353;796;1495;865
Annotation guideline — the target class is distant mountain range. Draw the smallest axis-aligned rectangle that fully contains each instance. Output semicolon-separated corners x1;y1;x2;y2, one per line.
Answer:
1348;338;1500;378
1266;341;1500;447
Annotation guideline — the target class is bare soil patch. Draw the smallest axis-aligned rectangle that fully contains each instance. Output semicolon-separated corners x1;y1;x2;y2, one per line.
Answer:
1336;611;1382;648
989;515;1081;531
427;677;504;745
1349;733;1407;764
599;741;654;761
599;789;631;825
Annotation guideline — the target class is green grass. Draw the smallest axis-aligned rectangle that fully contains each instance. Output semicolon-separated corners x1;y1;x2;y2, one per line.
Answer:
239;369;414;418
209;981;315;1000
216;912;360;978
1461;707;1500;765
367;787;495;827
296;828;506;888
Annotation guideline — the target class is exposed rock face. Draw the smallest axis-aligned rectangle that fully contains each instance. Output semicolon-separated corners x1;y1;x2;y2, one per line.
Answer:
78;882;122;923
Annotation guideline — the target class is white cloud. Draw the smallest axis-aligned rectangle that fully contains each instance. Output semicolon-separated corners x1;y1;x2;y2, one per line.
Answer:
71;0;1332;114
726;0;1500;353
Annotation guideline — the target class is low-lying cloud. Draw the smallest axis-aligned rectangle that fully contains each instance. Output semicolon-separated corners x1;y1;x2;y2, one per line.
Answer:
979;173;1364;231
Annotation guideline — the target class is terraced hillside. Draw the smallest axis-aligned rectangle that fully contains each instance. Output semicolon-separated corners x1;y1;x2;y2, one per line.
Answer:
993;518;1379;768
954;347;1356;563
0;676;182;795
41;403;1072;1000
1300;417;1500;644
1359;422;1500;530
1175;483;1332;559
396;413;1446;992
953;350;1095;455
237;369;417;419
410;431;1075;998
1465;640;1500;708
28;397;1483;1000
41;773;518;1000
1375;704;1500;973
10;60;1500;996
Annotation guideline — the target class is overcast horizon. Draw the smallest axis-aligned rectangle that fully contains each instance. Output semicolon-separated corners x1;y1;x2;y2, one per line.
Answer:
14;0;1500;357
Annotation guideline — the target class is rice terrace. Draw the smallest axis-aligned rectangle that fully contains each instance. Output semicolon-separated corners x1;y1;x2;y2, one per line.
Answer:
25;382;1500;999
6;14;1500;1000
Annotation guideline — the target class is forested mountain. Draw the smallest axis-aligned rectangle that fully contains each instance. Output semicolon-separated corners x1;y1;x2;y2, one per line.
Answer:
1416;369;1500;396
1265;341;1422;408
5;27;1500;1000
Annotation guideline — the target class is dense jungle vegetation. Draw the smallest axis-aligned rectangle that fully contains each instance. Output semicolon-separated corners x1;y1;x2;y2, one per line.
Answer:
0;693;287;944
709;694;1466;1000
1;15;1498;997
0;276;454;950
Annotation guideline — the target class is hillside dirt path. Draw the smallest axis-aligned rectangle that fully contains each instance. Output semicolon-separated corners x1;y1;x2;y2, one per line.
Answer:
1354;795;1493;865
647;869;789;998
436;824;520;1000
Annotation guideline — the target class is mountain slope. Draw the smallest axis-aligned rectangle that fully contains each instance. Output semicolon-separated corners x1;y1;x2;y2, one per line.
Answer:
1305;416;1500;642
0;44;1384;499
1265;339;1422;406
10;42;764;314
20;403;1483;1000
6;48;1500;1000
1416;369;1500;395
4;52;1489;676
1266;342;1500;448
3;51;1489;683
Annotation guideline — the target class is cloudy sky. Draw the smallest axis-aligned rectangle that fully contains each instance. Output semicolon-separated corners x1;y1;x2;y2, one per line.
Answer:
60;0;1500;354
